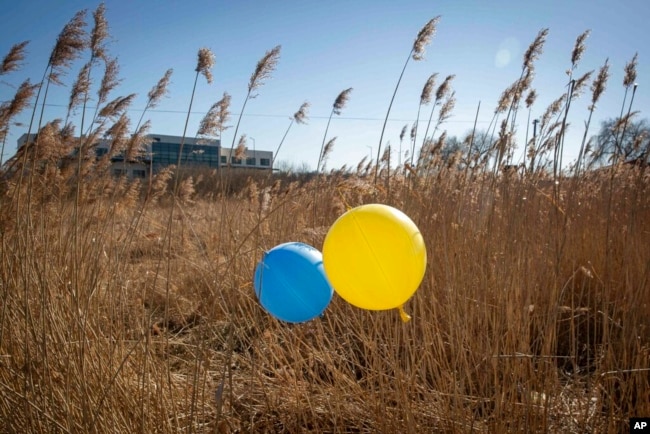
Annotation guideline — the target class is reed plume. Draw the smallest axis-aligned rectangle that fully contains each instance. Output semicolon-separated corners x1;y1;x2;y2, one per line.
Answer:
493;29;546;173
496;82;516;115
125;121;151;162
97;57;120;106
68;4;111;226
90;3;108;61
76;4;111;125
413;17;441;60
319;137;336;172
166;47;213;184
317;88;351;173
135;68;173;132
613;53;639;164
381;143;391;164
273;101;309;166
0;80;38;165
149;165;174;203
571;30;590;71
420;72;437;105
437;91;456;125
102;113;130;158
196;47;216;84
333;87;352;115
147;68;174;107
572;70;593;98
97;94;135;120
623;52;638;88
197;92;231;141
419;74;454;166
0;80;37;129
234;135;247;161
375;16;440;183
68;61;92;117
523;28;548;72
400;124;408;143
48;10;88;85
18;9;87;182
293;101;309;125
555;31;591;177
228;46;281;164
0;41;29;76
525;89;537;109
182;48;215;142
410;73;437;166
249;45;281;96
178;176;195;204
79;55;120;156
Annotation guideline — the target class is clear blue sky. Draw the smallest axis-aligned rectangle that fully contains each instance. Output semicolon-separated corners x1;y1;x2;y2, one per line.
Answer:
1;0;648;170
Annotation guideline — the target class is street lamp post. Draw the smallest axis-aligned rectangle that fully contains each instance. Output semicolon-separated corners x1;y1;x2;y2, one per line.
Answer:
250;137;256;168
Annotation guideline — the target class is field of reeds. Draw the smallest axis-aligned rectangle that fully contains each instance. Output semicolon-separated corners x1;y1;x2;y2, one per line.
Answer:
1;5;649;433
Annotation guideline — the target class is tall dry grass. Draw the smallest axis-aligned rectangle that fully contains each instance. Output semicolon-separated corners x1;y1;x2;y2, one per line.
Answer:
1;6;649;433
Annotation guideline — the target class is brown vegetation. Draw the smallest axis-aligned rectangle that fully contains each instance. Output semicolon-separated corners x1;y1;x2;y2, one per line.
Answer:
0;6;649;433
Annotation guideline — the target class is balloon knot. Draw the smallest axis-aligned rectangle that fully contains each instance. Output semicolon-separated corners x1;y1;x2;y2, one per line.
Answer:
398;305;411;323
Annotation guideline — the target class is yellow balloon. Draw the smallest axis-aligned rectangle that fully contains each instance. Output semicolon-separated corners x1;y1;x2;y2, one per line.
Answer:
322;204;427;311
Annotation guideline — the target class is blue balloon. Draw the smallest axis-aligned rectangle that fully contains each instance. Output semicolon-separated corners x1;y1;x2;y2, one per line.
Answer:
254;242;333;323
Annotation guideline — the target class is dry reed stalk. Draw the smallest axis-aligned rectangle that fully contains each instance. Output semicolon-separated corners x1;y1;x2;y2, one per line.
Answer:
272;101;309;167
409;73;437;167
554;31;592;180
419;74;454;166
492;29;547;173
227;46;281;165
398;123;408;167
136;68;173;134
319;137;336;172
577;60;610;174
317;88;351;173
11;9;87;215
613;53;639;163
0;80;38;165
375;16;440;184
152;49;215;416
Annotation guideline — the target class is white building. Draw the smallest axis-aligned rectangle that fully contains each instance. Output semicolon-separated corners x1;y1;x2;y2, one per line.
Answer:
220;147;273;169
13;133;274;179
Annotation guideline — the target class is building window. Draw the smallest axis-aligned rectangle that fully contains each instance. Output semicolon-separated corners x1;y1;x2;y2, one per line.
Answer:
132;169;146;178
112;168;126;176
220;156;227;164
246;157;256;166
260;158;271;167
231;156;242;165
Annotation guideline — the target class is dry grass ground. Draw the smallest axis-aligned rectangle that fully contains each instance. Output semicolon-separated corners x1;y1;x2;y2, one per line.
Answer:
1;166;649;433
1;6;649;432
